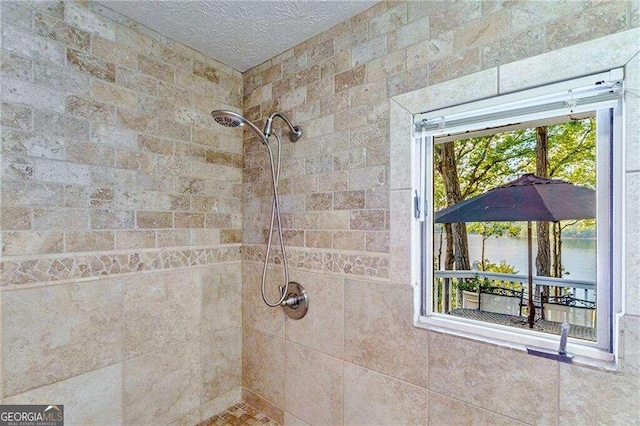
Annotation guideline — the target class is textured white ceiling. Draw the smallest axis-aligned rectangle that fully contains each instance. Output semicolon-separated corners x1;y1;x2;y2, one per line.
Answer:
97;0;377;72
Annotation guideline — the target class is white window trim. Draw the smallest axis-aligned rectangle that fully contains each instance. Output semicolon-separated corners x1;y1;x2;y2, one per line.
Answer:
411;71;624;363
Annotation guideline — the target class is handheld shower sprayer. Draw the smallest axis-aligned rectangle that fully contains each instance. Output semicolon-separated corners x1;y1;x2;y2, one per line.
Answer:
210;110;309;319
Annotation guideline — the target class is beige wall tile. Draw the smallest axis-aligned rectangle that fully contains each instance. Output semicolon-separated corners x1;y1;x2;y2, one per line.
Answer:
202;263;242;334
123;340;201;425
333;230;365;251
35;10;90;51
429;333;557;424
428;392;523;425
390;189;411;284
64;2;116;41
333;190;365;210
199;387;243;422
3;364;123;426
3;128;65;161
335;65;366;92
90;79;137;109
394;66;498;114
91;35;138;69
156;229;190;247
165;409;201;426
285;342;343;425
2;280;123;396
286;271;343;358
34;60;90;97
123;270;201;358
625;173;640;315
0;206;31;230
559;362;640;424
625;53;640;171
1;2;33;31
67;49;116;83
344;362;428;426
116;108;156;132
202;327;242;403
284;412;310;426
620;315;640;376
65;230;114;252
2;25;66;66
136;210;173;229
499;28;639;93
546;1;628;52
350;209;386;230
114;229;155;249
66;142;115;167
138;54;174;83
344;280;428;387
1;103;32;131
305;230;331;248
243;328;285;407
2;231;64;255
2;78;67;113
242;387;284;425
243;263;285;337
33;208;88;231
365;231;388;253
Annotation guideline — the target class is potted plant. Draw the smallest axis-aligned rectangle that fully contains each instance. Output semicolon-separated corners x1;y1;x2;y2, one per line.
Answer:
456;274;490;309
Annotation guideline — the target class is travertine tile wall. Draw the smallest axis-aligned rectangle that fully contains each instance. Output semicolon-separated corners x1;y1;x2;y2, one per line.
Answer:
241;1;639;425
1;1;244;424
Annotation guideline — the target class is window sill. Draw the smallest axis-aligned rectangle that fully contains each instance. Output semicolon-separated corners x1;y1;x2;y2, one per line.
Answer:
416;314;617;370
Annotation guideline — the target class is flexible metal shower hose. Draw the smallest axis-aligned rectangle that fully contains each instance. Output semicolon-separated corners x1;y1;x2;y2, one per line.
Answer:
261;133;290;307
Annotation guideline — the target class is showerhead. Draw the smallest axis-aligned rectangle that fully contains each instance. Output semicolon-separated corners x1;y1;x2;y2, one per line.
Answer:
211;109;303;144
212;114;243;128
211;110;267;144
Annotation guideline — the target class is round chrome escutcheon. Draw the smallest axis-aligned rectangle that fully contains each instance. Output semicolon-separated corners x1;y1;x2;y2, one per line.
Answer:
281;281;309;320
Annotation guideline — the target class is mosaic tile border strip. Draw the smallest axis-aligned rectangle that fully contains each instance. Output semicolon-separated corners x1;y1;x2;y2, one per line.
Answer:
198;402;279;426
243;244;390;280
0;246;242;287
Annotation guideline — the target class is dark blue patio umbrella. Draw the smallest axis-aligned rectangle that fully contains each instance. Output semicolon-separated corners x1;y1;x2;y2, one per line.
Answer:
435;173;596;328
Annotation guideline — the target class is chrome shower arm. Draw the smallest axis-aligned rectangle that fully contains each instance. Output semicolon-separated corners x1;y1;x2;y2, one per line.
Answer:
263;112;303;142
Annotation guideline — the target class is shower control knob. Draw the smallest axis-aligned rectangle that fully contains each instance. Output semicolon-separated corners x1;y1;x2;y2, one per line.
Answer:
281;281;309;320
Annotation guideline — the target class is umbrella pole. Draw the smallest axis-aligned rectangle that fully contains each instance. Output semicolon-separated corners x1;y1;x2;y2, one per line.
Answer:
527;221;535;328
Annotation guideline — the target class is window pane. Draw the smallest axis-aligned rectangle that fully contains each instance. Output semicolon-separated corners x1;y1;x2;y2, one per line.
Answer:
431;115;598;341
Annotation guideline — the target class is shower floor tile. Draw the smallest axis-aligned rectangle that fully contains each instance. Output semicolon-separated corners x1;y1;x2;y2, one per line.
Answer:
198;402;279;426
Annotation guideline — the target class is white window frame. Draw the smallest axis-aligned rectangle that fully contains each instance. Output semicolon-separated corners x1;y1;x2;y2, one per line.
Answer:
412;70;624;362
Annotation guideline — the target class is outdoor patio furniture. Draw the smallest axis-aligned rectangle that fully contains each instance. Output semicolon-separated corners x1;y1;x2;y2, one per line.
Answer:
478;286;524;316
447;308;596;341
435;174;596;328
542;295;596;328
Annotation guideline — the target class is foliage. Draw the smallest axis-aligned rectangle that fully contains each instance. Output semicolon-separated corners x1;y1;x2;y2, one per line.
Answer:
481;259;519;274
434;117;596;213
467;222;521;240
561;220;596;238
519;118;596;188
456;274;491;292
433;117;597;273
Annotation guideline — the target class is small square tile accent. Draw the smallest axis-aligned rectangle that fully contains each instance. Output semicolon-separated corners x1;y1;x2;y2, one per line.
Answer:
198;402;279;426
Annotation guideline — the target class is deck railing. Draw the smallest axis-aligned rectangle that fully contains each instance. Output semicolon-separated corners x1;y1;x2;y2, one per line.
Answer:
433;269;596;315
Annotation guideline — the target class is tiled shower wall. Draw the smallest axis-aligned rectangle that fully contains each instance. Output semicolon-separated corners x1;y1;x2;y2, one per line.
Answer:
0;1;244;423
242;1;639;425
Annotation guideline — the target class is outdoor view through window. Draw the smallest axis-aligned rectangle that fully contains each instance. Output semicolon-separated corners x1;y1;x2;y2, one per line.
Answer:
432;115;598;342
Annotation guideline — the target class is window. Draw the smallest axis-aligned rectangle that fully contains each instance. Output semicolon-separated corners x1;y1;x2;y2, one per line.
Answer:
412;71;623;359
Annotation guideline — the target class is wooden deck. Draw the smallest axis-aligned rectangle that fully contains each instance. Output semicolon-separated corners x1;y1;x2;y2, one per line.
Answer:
448;308;597;341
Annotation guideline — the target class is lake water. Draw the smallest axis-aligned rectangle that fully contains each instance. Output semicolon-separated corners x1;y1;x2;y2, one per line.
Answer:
434;233;596;282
